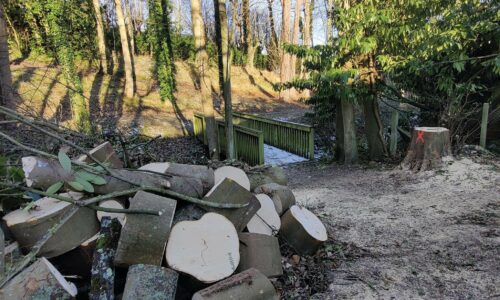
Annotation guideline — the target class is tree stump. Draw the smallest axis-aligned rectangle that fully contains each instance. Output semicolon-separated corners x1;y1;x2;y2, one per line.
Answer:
214;166;251;191
165;213;239;283
402;127;451;171
89;217;121;300
2;192;99;258
246;194;281;236
202;178;260;231
115;191;176;267
192;268;278;300
280;205;327;255
237;233;283;277
0;257;77;299
254;183;296;215
122;264;178;300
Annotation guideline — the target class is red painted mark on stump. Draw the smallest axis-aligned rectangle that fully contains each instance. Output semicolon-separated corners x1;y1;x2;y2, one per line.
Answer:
416;131;425;144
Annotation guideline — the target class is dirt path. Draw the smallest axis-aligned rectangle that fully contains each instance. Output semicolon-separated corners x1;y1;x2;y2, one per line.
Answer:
285;157;499;299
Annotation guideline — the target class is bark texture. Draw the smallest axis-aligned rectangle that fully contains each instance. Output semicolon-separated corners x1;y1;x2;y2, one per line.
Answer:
289;0;303;77
254;183;296;215
122;264;178;300
114;0;135;98
248;166;288;191
279;0;292;101
237;233;283;277
92;0;109;74
335;98;358;164
0;4;15;111
115;191;176;267
89;217;121;300
402;127;451;171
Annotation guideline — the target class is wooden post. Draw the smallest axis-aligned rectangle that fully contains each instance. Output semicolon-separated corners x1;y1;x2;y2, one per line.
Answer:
390;110;399;157
480;103;489;148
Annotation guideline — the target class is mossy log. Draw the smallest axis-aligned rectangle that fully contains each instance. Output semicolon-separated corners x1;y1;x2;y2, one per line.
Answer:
122;264;178;300
246;194;281;236
237;233;282;277
247;167;288;191
254;183;296;215
214;166;251;190
140;162;214;194
0;257;77;299
115;191;176;267
280;205;327;255
402;127;451;171
89;217;121;300
202;178;260;231
22;156;204;198
192;268;278;300
165;213;239;283
2;192;99;258
77;141;124;168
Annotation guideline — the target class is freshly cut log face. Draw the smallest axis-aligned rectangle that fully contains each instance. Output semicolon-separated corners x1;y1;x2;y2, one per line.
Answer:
2;192;99;258
214;166;250;191
166;213;239;283
122;264;179;300
0;257;77;299
402;127;451;171
78;141;124;168
203;178;260;231
280;205;327;255
237;233;283;277
140;162;215;193
254;183;296;215
96;199;126;225
192;268;279;300
115;191;177;267
246;194;281;236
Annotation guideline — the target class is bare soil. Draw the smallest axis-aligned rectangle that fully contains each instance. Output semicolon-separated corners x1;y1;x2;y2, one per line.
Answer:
284;157;500;299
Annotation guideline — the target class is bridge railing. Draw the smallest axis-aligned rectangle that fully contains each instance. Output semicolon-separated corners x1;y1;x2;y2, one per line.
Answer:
232;112;314;159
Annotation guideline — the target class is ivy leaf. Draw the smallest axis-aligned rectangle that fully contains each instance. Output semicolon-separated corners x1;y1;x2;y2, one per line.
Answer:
89;176;106;185
68;181;84;192
75;171;106;186
75;177;94;193
46;181;64;195
58;151;72;172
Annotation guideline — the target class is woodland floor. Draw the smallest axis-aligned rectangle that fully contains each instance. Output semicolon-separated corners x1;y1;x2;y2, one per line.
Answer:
285;156;500;299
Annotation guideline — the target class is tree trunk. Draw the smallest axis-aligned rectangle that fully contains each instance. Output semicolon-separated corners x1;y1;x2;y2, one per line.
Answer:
0;257;77;299
214;0;235;159
254;182;295;215
89;217;121;300
192;0;219;159
242;0;254;70
266;0;279;71
335;98;358;164
115;191;177;267
114;0;135;98
289;0;303;77
0;4;15;112
280;205;327;255
125;0;136;56
279;0;292;101
92;0;110;74
326;0;334;44
402;127;451;171
122;264;178;300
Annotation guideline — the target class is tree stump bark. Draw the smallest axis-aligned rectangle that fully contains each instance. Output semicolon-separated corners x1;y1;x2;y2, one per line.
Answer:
202;178;260;231
192;268;278;300
402;127;451;171
280;205;327;255
115;191;176;267
2;192;99;258
0;257;77;299
89;217;121;300
122;264;178;300
254;183;296;215
237;233;282;277
165;213;239;283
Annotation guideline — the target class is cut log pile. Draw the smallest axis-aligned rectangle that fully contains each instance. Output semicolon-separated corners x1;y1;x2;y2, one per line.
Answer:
0;142;328;299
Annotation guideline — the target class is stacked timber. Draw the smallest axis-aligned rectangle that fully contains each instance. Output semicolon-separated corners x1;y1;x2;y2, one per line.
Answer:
0;141;328;299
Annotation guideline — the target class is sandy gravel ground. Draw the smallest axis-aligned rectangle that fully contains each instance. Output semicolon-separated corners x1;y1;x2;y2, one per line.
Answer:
285;157;499;299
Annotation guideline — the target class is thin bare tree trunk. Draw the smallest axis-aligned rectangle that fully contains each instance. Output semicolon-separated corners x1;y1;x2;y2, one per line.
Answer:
214;0;235;159
303;0;312;47
290;0;303;77
279;0;292;101
266;0;279;71
0;4;15;111
124;0;136;55
92;0;109;74
114;0;135;98
192;0;219;160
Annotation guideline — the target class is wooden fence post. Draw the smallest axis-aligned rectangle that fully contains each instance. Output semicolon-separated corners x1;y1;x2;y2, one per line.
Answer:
480;103;489;148
390;110;399;157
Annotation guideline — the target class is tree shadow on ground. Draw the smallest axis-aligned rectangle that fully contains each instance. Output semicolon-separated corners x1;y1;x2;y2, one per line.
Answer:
88;72;104;124
38;70;62;117
51;90;72;123
171;95;193;136
101;59;124;132
242;67;275;98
